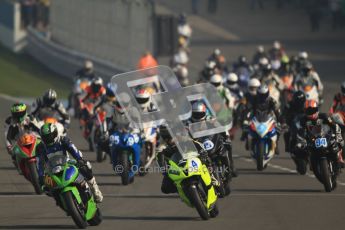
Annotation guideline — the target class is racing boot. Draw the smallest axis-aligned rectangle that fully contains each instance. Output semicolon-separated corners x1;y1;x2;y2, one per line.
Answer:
87;177;103;203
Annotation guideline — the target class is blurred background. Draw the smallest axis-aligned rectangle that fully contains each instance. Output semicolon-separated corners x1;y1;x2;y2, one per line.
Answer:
0;0;344;99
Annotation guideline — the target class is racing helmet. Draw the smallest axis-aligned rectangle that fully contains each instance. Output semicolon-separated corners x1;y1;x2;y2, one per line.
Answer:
304;99;319;121
191;101;207;121
40;123;59;146
11;103;27;123
43;89;57;106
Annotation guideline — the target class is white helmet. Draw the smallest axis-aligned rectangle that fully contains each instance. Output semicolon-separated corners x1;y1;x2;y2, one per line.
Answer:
174;50;189;65
259;57;269;66
135;88;151;110
214;48;221;56
227;73;238;84
298;51;308;60
257;45;264;53
178;66;188;78
210;74;223;88
273;41;281;49
248;78;261;95
85;60;93;70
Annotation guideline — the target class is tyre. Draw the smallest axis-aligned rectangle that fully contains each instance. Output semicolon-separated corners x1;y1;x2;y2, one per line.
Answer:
119;153;130;185
209;204;219;218
214;166;226;198
188;184;209;220
320;158;332;192
310;157;323;183
138;143;149;177
62;191;88;229
296;159;307;175
87;208;102;226
96;149;106;163
257;142;265;171
27;161;42;195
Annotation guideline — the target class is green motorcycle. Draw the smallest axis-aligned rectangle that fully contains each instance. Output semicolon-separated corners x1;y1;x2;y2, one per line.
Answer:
167;153;219;220
44;153;102;229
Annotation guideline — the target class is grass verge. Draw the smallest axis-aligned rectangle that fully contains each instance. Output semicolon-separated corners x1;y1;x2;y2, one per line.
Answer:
0;43;72;99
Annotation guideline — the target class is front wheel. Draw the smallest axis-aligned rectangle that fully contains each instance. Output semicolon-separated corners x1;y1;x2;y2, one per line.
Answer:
27;161;42;195
119;153;130;185
87;208;102;226
188;184;209;220
257;142;265;171
96;149;106;163
62;191;88;229
320;158;333;192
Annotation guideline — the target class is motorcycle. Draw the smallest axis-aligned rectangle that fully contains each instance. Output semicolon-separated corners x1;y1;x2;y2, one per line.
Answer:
167;152;219;220
109;130;142;185
280;74;294;109
12;133;42;194
93;109;108;162
43;153;102;228
193;135;231;198
72;78;90;118
307;123;339;192
140;126;158;175
298;78;319;104
248;110;278;170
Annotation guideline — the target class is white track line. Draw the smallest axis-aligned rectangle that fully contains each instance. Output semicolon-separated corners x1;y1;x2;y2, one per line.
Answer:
236;155;345;186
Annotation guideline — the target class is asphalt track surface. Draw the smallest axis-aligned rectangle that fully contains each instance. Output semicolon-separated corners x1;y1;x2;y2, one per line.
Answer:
2;3;345;230
1;84;345;230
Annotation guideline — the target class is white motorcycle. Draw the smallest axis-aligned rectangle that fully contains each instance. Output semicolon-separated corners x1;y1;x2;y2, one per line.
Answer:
248;110;278;170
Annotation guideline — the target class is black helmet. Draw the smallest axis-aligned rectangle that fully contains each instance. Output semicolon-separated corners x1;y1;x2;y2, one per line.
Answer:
43;89;57;106
257;84;269;103
262;63;272;75
292;91;306;109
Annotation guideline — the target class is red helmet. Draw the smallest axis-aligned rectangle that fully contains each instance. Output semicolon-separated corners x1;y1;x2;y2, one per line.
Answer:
137;52;158;70
304;100;319;120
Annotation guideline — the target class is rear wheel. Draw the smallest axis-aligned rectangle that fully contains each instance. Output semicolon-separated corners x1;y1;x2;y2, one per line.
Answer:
62;191;87;229
320;158;333;192
27;161;42;195
188;184;210;220
87;208;102;226
119;153;130;185
257;142;265;171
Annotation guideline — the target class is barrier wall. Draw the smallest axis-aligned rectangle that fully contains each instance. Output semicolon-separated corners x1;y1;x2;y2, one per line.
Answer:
26;28;123;81
50;0;154;71
0;0;27;52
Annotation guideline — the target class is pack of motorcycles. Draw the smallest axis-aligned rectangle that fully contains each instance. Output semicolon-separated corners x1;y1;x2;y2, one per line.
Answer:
9;55;345;228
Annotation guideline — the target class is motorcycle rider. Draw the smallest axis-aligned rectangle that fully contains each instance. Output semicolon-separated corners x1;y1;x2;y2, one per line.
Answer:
257;62;284;95
80;77;106;150
31;89;70;128
208;48;227;72
137;51;158;70
294;61;324;104
5;103;40;164
268;41;285;61
38;123;103;203
245;84;284;154
134;88;157;112
282;91;306;153
252;45;268;66
177;13;192;48
237;78;261;141
209;74;235;109
109;93;142;181
329;81;345;114
199;59;219;83
298;100;344;166
225;73;244;101
186;100;237;178
75;60;96;81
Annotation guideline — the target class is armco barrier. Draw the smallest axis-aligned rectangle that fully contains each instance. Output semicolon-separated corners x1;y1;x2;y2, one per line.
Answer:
26;28;126;81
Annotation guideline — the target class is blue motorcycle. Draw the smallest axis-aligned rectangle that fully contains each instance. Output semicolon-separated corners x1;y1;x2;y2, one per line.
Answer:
109;131;142;185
